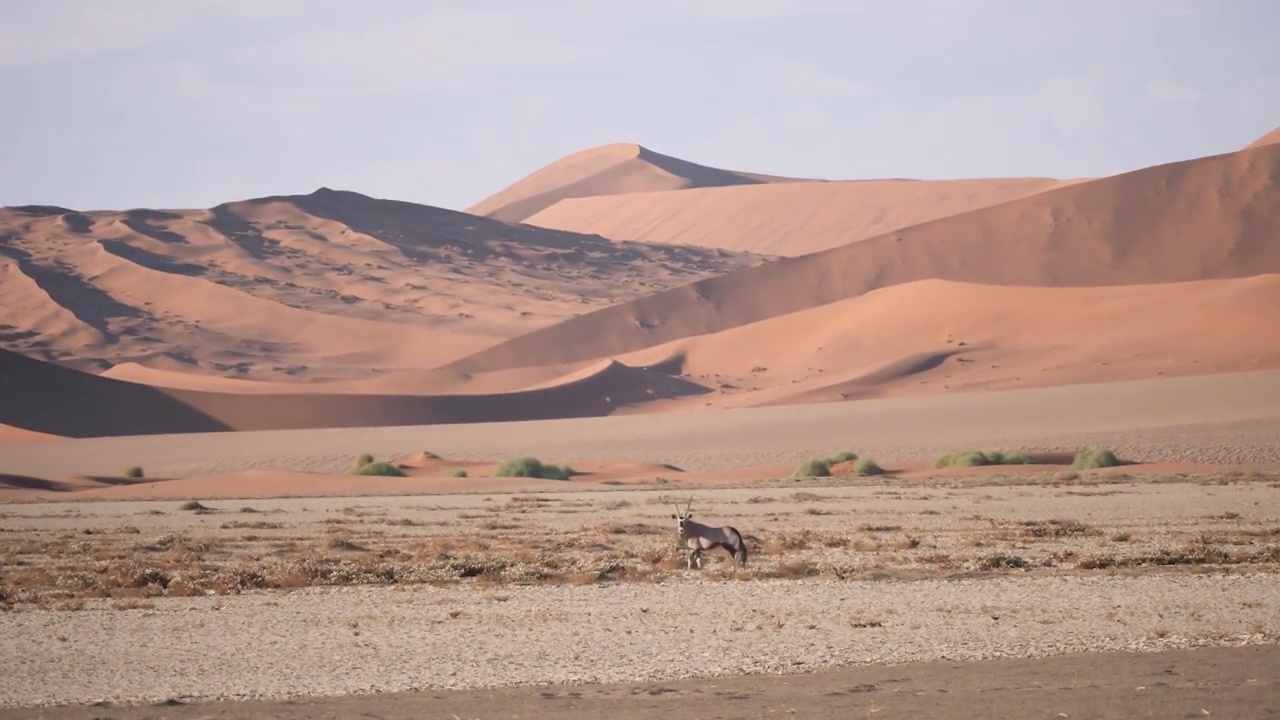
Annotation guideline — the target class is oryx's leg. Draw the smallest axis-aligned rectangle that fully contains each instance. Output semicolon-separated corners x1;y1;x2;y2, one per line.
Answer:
688;547;703;570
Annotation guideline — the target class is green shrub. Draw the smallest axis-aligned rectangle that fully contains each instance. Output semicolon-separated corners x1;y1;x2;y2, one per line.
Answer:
495;456;574;480
123;466;144;479
935;449;1036;468
828;450;859;464
998;450;1037;465
451;468;468;478
793;458;832;477
351;461;407;477
1072;447;1121;470
851;458;885;476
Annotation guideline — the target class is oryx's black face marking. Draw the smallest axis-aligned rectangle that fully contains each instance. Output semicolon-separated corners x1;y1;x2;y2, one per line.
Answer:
672;511;693;534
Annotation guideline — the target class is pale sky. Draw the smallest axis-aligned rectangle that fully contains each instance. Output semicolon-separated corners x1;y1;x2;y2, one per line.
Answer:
2;0;1278;212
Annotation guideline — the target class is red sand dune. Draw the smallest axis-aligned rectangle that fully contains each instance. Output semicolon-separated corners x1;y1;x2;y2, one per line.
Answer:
0;188;764;383
521;176;1078;257
0;349;707;437
1245;124;1280;149
0;423;64;443
611;275;1280;408
3;128;1279;441
442;141;1280;376
4;270;1278;440
463;142;812;224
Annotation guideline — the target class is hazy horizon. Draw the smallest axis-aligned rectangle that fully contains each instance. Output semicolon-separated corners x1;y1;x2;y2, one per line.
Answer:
2;0;1278;212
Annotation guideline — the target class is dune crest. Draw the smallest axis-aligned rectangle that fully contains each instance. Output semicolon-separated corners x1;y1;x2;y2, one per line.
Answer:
1245;124;1280;149
464;142;811;224
442;141;1280;376
522;176;1080;256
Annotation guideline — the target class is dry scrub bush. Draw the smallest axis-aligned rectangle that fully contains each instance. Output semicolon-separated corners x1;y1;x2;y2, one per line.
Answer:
935;449;1035;468
1072;447;1122;469
352;462;407;477
793;450;867;478
495;457;575;480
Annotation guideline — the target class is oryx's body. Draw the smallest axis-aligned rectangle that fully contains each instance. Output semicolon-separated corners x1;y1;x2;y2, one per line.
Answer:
671;499;748;570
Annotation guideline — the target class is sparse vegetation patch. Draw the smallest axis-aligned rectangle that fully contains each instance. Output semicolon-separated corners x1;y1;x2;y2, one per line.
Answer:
1072;447;1122;469
793;450;864;478
352;462;407;477
495;456;576;480
935;449;1036;468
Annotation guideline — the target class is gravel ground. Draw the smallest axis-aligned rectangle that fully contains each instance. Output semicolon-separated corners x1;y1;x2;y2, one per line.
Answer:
2;573;1277;709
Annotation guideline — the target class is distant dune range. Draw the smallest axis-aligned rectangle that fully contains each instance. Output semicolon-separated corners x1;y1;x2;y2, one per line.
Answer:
446;140;1280;376
0;188;768;381
0;126;1278;439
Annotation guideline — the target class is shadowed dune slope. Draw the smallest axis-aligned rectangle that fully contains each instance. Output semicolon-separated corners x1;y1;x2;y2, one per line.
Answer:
0;348;708;438
614;274;1280;407
443;142;1280;375
463;142;812;224
523;176;1075;256
0;188;765;382
1245;124;1280;149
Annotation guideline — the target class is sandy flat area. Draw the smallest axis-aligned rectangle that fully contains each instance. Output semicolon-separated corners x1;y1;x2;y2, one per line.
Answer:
3;368;1278;481
1;475;1278;710
3;573;1276;710
4;644;1269;720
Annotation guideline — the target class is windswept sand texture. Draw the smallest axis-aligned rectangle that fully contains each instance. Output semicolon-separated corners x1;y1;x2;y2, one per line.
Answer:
0;188;767;383
447;141;1280;377
523;175;1079;256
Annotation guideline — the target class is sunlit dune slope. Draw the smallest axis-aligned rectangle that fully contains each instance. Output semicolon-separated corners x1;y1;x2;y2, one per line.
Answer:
523;176;1077;256
442;142;1280;376
0;188;766;382
463;142;812;224
1245;124;1280;149
611;274;1280;409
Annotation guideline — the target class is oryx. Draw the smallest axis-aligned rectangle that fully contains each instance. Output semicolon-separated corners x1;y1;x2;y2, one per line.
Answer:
671;497;749;570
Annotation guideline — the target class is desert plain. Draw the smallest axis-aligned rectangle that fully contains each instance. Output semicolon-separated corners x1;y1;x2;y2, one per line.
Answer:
1;127;1280;719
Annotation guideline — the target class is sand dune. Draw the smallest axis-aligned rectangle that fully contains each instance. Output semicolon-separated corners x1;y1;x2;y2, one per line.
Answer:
0;424;64;443
522;176;1078;256
0;189;765;383
444;142;1280;376
0;348;707;438
611;274;1280;409
1245;124;1280;149
464;142;811;224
